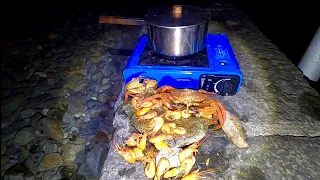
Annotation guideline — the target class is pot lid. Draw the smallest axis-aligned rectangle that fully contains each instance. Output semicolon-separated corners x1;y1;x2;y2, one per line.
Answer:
144;5;211;28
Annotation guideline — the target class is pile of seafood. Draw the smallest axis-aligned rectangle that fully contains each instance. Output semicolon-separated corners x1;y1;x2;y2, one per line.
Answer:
114;77;248;180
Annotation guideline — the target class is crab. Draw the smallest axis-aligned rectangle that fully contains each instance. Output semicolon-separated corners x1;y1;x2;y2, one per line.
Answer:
124;77;158;102
137;85;226;130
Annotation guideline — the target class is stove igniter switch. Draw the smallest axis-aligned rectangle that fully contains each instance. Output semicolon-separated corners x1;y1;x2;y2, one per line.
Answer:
214;79;233;95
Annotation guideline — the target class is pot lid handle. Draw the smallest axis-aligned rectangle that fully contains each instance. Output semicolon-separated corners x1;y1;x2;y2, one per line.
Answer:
172;5;182;18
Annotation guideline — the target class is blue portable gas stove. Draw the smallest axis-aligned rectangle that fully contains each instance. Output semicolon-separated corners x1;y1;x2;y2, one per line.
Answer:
123;33;243;96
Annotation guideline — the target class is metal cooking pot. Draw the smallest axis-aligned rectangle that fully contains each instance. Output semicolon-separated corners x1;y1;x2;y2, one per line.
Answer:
99;5;211;57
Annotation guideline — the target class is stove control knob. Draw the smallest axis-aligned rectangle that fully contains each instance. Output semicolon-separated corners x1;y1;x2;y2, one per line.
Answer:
214;79;233;95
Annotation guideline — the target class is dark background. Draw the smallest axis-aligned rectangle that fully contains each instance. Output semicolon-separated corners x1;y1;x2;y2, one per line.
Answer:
2;0;319;90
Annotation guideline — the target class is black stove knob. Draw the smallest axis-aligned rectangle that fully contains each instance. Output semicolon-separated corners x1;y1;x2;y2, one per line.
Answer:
214;79;233;95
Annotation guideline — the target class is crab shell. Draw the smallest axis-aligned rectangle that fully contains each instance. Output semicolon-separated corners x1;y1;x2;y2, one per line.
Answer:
121;102;209;148
170;89;207;105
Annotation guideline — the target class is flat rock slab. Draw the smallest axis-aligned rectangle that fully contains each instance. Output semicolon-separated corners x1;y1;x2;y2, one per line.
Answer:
100;87;148;180
100;8;320;180
100;85;320;180
198;135;320;180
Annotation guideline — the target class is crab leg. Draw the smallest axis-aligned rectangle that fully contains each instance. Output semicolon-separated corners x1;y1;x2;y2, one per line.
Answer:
124;91;138;102
138;93;177;110
156;85;175;93
212;102;226;130
198;89;216;96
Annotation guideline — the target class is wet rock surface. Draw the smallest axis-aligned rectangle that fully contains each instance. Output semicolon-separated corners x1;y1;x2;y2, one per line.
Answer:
2;1;320;180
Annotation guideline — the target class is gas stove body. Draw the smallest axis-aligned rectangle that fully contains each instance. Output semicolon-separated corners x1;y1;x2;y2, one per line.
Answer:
123;33;243;96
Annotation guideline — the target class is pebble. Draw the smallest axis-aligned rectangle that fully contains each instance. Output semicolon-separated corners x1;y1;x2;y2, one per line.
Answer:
1;142;6;155
34;72;47;78
61;144;77;162
37;45;43;50
13;127;36;147
38;153;63;169
1;93;26;118
25;152;45;171
101;78;109;84
1;156;10;166
20;108;41;119
41;108;49;115
36;117;64;141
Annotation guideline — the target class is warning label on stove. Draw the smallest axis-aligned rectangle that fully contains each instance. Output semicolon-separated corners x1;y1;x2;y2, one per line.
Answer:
214;44;230;59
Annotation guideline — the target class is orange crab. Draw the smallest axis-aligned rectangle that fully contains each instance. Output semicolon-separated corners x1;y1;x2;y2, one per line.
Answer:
124;77;158;102
138;86;226;130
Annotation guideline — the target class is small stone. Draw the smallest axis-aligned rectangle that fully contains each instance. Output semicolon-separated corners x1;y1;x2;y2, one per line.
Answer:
39;98;64;110
20;109;41;119
1;142;6;155
70;136;86;145
41;108;49;115
10;119;28;130
6;139;14;147
24;93;52;109
1;94;26;118
38;140;60;153
49;88;69;98
61;144;76;162
34;130;41;136
25;152;45;171
91;72;103;82
3;163;34;180
18;147;31;162
36;117;64;141
86;62;96;77
14;127;36;147
34;72;47;78
32;137;48;146
64;96;87;116
50;166;63;180
30;113;43;128
90;56;102;63
64;80;76;89
1;109;21;128
23;117;31;124
42;169;58;180
38;153;63;169
70;127;78;132
101;78;109;84
4;146;18;156
61;165;77;178
73;79;87;92
1;156;9;166
37;45;43;50
74;112;83;118
84;117;91;122
61;139;69;144
47;108;65;121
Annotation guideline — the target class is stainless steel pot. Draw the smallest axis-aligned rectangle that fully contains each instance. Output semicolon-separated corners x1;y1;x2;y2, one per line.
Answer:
99;5;211;57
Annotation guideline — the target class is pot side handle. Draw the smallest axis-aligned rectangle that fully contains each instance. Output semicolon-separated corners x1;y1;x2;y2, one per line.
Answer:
98;15;145;26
